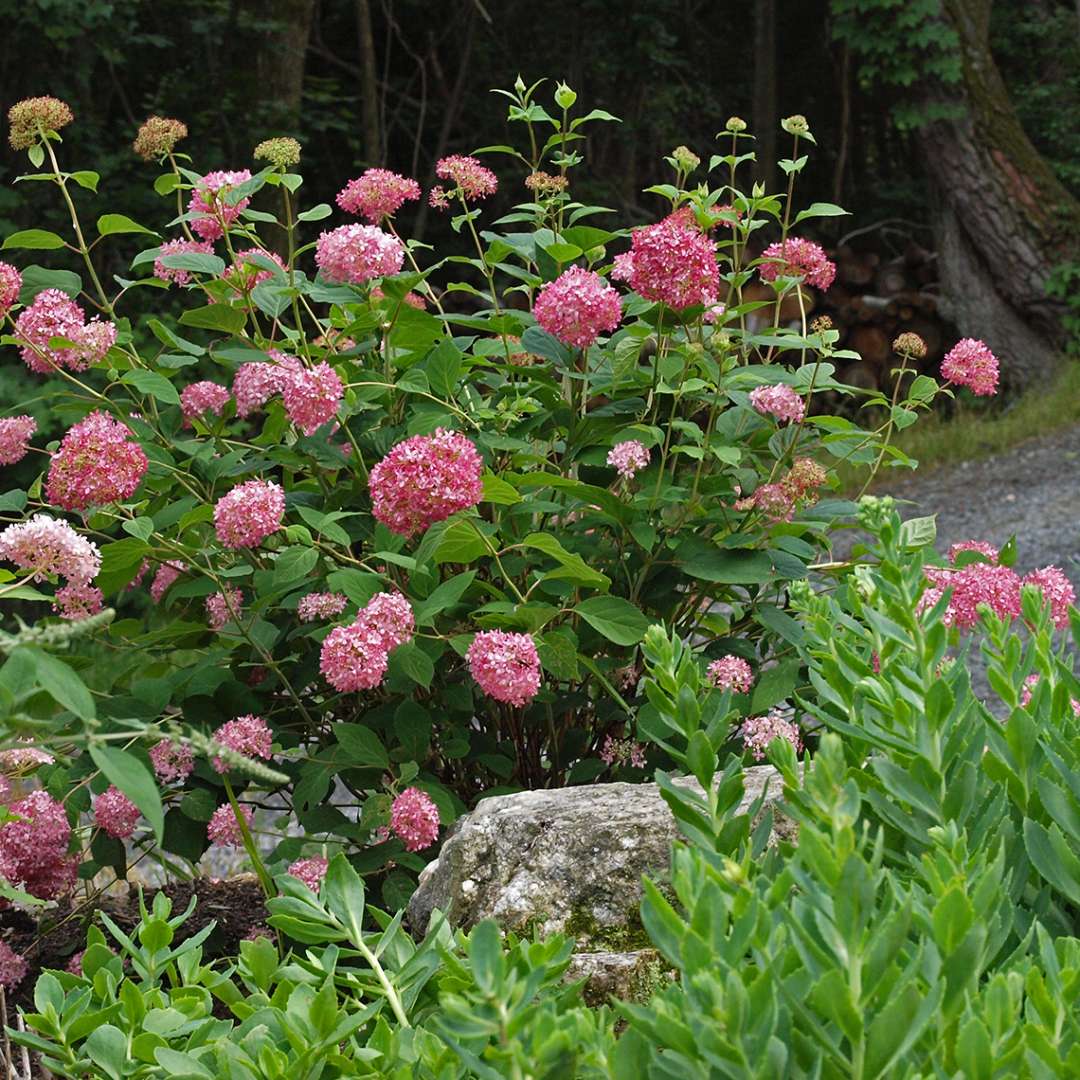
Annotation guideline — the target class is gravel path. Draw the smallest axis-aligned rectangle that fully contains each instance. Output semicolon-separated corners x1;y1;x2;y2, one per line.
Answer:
850;422;1080;704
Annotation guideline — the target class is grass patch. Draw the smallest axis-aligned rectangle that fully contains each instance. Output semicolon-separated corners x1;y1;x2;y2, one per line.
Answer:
837;359;1080;493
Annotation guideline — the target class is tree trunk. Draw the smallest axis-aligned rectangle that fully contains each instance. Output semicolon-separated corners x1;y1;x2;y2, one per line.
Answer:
356;0;382;164
918;0;1080;388
249;0;316;128
752;0;777;186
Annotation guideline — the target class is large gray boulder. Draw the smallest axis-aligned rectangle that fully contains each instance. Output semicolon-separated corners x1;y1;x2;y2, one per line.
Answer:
407;765;791;948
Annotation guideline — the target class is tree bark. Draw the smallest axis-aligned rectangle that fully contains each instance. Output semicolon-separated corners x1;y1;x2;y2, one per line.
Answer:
752;0;777;186
918;0;1080;388
356;0;382;164
248;0;316;128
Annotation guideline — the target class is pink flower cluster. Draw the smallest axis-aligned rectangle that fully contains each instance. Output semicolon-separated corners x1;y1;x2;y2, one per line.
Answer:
759;238;836;291
1020;674;1080;716
0;514;101;584
212;714;272;773
150;560;184;602
282;361;343;435
221;248;287;296
533;266;622;348
207;803;254;847
154;238;216;285
369;428;483;536
180;380;231;423
948;540;999;565
0;941;27;990
93;786;140;839
213;479;285;548
188;169;252;241
432;155;498;204
749;383;805;424
707;655;754;693
0;790;77;900
599;735;647;769
941;338;999;397
319;591;415;692
607;440;650;480
14;290;116;374
0;260;21;314
233;360;285;418
315;224;404;285
467;630;542;706
390;787;440;851
288;855;329;892
0;415;36;465
53;581;104;620
337;169;421;221
298;591;348;622
206;586;244;630
610;216;719;310
1023;566;1076;629
741;712;802;761
149;740;194;783
46;411;148;511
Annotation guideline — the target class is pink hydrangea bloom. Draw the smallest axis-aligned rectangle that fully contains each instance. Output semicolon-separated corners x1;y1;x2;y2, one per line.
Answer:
221;248;287;296
434;155;498;202
66;950;84;976
372;285;427;310
749;383;805;424
53;581;104;620
288;855;329;892
741;711;802;761
369;428;483;537
923;563;1022;629
46;411;148;511
0;514;101;583
941;338;999;397
149;740;194;783
1023;566;1075;629
315;224;404;285
533;266;622;348
0;415;36;465
150;560;184;602
610;217;719;310
93;786;140;839
0;746;54;771
759;238;836;291
188;169;252;241
606;440;650;480
213;479;285;548
212;714;273;773
207;802;254;847
1019;673;1080;715
948;540;1000;565
599;736;647;768
0;941;27;990
0;261;22;314
233;360;287;418
320;619;391;692
707;655;754;693
281;361;343;435
361;591;415;650
206;586;244;630
297;591;348;622
428;186;451;211
390;787;440;851
735;481;796;523
0;790;77;901
154;238;216;285
336;169;421;221
180;380;231;422
0;775;9;804
14;289;116;374
467;630;542;707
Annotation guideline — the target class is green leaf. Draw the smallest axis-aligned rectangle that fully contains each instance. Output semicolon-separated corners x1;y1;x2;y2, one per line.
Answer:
17;265;81;303
793;201;850;224
322;852;367;943
425;338;464;397
413;571;476;625
750;659;801;714
576;596;651;645
679;544;774;584
297;203;332;222
88;745;164;845
97;213;158;238
69;170;100;192
469;920;503;995
932;885;975;955
1024;819;1080;905
179;304;247;335
434;518;488;564
121;516;155;542
481;473;522;506
3;228;66;250
523;533;610;590
391;642;435;688
335;724;390;769
156;251;226;277
84;1025;128;1080
122;369;180;405
272;546;319;587
20;647;96;720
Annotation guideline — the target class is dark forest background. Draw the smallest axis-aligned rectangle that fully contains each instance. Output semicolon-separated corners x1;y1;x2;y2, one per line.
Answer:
0;0;1078;393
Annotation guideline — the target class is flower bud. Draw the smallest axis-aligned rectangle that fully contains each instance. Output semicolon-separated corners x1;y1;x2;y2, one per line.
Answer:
554;82;577;110
725;116;747;133
671;145;700;173
781;114;810;136
132;115;188;161
9;96;74;151
811;315;833;333
514;74;526;95
892;331;927;359
254;136;302;169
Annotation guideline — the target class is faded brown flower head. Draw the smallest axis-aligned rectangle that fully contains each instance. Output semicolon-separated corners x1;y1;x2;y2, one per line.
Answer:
781;114;810;135
8;97;74;150
724;116;747;133
671;145;701;173
893;331;928;359
133;116;188;161
254;136;301;169
811;315;834;333
524;171;568;196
